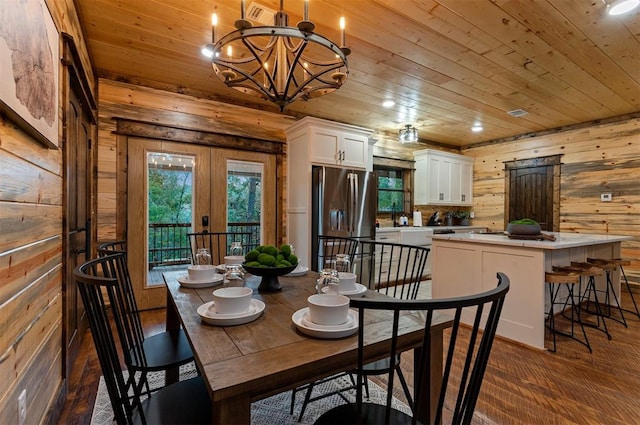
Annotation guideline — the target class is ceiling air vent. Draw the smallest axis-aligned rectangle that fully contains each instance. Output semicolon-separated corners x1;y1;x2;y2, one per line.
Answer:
246;2;276;25
507;109;529;117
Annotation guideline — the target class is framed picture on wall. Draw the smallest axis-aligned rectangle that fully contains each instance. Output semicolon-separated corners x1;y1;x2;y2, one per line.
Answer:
0;0;59;149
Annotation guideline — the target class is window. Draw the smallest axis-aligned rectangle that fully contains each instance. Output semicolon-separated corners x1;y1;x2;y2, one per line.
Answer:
376;167;404;213
227;160;262;250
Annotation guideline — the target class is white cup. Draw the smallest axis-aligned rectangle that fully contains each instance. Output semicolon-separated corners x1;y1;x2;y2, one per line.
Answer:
307;294;350;325
338;272;357;292
224;255;245;265
212;287;253;314
188;265;217;281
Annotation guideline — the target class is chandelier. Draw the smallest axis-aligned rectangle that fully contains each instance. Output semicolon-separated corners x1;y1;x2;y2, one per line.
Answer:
202;1;351;111
398;125;418;143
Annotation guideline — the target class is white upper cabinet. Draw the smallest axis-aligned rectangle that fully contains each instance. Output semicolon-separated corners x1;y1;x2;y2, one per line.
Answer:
414;149;474;206
286;117;372;171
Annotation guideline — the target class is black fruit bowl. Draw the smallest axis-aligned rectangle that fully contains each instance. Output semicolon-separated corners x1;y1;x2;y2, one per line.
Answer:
242;263;297;293
506;223;541;235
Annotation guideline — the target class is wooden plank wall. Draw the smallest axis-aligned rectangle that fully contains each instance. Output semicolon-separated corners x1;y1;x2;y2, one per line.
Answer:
465;117;640;282
0;0;94;424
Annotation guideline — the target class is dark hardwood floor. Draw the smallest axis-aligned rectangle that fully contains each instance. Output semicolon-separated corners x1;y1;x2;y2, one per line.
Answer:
57;288;640;424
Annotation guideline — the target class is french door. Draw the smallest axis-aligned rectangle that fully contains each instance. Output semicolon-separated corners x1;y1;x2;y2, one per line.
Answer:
128;139;276;309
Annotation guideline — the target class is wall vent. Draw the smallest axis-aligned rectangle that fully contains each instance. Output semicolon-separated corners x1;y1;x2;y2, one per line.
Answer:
507;109;529;117
246;2;275;25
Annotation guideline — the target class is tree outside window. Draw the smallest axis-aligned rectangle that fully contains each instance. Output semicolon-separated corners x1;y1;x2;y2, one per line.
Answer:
377;168;404;213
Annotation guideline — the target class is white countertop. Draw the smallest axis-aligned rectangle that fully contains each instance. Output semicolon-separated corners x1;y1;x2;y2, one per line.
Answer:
430;231;632;249
376;226;486;234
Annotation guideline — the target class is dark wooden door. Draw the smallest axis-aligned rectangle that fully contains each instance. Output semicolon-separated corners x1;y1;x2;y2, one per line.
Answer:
505;156;561;232
63;81;91;378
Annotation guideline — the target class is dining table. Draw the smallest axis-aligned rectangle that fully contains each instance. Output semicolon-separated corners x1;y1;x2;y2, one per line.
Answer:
163;268;453;424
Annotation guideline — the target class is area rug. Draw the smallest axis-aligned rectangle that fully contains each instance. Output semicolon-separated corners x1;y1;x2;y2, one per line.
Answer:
90;362;411;425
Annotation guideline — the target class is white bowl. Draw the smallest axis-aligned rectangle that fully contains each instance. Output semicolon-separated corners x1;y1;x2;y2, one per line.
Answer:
212;286;253;314
224;255;245;265
307;294;350;326
188;265;217;281
338;272;357;292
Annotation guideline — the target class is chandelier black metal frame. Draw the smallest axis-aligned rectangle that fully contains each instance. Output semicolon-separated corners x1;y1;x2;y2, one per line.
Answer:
203;1;350;111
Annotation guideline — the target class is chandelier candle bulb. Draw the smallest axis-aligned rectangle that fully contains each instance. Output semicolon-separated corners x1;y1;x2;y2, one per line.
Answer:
211;13;217;43
240;0;245;19
340;17;346;47
263;62;269;87
304;0;309;21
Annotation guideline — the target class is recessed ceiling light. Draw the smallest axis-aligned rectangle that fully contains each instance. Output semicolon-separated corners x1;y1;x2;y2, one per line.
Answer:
382;99;395;108
608;0;640;15
471;124;483;133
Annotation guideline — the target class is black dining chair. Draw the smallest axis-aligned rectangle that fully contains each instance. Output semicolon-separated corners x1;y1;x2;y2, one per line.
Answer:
74;254;211;425
311;234;361;272
314;272;510;425
186;231;254;264
96;243;194;394
292;239;430;421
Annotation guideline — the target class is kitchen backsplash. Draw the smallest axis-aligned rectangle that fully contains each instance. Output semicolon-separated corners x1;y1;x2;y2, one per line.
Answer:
377;207;473;227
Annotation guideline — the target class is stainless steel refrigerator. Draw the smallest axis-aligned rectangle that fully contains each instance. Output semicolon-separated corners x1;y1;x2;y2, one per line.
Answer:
311;166;376;271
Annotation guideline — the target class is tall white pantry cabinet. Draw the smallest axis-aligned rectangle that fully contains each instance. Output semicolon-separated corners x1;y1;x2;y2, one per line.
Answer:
285;117;375;267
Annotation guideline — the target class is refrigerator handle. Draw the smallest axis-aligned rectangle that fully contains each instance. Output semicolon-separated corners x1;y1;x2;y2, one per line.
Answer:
348;173;358;232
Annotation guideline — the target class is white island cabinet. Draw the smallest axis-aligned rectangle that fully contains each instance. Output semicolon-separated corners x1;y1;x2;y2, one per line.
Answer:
430;232;632;349
285;117;374;267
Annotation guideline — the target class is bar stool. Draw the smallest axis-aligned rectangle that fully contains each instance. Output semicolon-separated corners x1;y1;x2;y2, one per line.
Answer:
610;258;639;318
586;258;627;328
545;270;591;353
555;262;611;340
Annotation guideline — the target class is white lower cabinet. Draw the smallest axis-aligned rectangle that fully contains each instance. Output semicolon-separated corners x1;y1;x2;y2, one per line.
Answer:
374;231;401;286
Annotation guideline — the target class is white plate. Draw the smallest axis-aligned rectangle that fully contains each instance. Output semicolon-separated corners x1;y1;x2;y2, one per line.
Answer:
315;283;367;298
286;265;309;277
197;299;265;326
292;307;358;339
177;273;224;288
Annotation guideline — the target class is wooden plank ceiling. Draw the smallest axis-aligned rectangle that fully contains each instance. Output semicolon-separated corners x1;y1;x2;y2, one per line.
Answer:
75;0;640;147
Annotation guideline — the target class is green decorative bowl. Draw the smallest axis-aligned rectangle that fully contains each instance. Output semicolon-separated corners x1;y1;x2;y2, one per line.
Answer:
242;263;297;293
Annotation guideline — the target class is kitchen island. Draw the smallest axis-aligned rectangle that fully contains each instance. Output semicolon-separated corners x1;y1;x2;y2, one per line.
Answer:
430;232;632;349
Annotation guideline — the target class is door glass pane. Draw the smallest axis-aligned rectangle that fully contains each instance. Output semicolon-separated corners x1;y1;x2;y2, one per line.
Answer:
147;152;194;286
227;160;262;252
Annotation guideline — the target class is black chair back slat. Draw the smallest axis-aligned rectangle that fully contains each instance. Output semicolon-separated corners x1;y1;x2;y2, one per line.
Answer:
97;243;148;370
186;231;253;265
353;239;430;300
313;235;361;272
